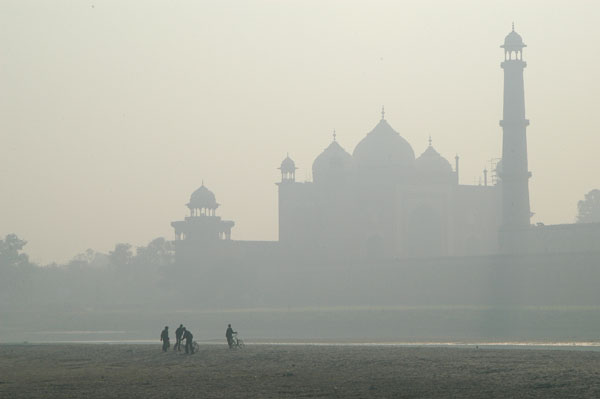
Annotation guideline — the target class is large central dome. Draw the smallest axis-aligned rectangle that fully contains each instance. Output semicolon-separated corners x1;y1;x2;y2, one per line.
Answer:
352;118;415;173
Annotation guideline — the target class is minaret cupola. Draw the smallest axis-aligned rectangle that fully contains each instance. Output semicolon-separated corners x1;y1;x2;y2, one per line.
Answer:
279;154;297;183
501;23;526;60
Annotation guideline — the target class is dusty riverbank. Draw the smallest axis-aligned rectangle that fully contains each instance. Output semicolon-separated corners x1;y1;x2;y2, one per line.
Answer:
1;344;599;398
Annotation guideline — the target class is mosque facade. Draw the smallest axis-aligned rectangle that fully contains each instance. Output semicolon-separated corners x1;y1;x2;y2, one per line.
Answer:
276;115;500;259
170;27;600;264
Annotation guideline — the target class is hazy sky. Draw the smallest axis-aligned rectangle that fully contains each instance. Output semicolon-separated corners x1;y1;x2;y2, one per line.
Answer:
2;0;599;264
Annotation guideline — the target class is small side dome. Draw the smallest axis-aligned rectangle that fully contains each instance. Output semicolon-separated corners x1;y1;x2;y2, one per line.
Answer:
279;155;297;173
312;140;354;184
188;183;218;210
352;117;415;173
415;141;454;183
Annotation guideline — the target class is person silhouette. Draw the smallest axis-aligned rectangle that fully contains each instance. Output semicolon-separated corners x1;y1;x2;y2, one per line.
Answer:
160;326;170;352
225;324;237;349
181;327;194;354
174;324;184;351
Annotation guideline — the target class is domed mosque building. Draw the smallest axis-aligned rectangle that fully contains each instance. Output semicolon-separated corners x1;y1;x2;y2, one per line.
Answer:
171;107;500;262
276;108;500;259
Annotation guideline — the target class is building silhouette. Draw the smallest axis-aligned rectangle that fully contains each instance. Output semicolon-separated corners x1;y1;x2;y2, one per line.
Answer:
171;27;600;264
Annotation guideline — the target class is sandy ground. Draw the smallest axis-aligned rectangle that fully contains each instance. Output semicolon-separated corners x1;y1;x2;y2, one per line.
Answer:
1;344;600;398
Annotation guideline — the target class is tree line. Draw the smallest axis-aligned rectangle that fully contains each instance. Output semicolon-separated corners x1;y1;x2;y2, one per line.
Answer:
0;235;175;310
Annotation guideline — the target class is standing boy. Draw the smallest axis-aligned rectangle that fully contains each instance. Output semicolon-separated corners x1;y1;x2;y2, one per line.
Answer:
160;326;170;352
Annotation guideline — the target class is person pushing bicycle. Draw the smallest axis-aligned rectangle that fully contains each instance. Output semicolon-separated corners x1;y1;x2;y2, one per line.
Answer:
226;324;237;349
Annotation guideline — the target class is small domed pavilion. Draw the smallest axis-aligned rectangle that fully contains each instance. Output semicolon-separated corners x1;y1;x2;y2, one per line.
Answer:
171;183;234;242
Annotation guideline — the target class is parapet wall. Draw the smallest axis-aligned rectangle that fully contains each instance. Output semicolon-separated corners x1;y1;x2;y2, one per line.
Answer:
500;222;600;254
171;248;600;309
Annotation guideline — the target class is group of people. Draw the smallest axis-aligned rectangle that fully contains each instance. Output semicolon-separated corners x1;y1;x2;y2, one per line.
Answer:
160;323;239;353
160;324;195;354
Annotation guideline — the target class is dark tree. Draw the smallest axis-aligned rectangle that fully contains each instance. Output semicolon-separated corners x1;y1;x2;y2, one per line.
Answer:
0;234;30;269
577;189;600;223
109;243;133;267
135;237;174;268
0;234;34;306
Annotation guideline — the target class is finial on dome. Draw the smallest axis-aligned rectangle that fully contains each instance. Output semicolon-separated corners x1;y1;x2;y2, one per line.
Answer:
381;106;385;120
428;135;432;147
512;22;515;32
333;129;337;142
201;179;204;186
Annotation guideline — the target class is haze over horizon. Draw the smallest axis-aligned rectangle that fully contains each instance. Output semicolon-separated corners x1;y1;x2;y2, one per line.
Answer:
2;0;599;264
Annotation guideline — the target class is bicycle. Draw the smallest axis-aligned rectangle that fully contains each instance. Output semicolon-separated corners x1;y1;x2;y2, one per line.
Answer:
192;340;200;353
178;340;199;354
230;332;244;349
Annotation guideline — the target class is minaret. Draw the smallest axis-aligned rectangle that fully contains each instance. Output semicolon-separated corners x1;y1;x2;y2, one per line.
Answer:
499;24;532;232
